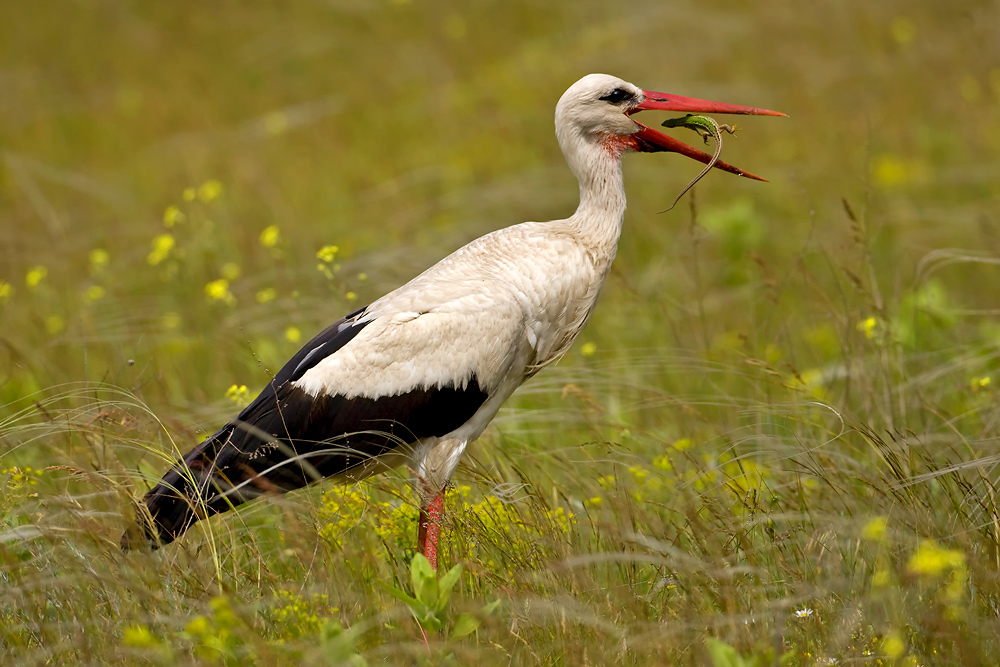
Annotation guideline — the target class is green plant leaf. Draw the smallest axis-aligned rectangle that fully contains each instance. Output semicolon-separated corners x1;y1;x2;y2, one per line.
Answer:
410;554;438;608
706;637;751;667
436;562;464;609
481;599;501;615
375;580;419;608
451;613;480;641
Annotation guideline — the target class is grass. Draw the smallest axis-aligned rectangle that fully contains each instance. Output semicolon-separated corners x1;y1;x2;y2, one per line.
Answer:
1;0;1000;664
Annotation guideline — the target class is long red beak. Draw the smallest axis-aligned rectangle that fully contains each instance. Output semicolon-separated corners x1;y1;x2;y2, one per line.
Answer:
627;89;786;181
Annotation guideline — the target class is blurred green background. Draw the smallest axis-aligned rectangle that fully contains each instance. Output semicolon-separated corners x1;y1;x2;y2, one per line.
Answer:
1;0;999;664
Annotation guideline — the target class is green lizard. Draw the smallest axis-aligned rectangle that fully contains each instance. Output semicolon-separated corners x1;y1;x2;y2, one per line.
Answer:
659;114;737;213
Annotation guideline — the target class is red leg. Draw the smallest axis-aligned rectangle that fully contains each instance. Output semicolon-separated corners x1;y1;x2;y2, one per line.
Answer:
416;492;445;571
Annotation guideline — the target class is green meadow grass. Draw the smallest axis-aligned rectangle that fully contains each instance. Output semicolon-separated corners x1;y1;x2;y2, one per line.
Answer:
2;0;999;664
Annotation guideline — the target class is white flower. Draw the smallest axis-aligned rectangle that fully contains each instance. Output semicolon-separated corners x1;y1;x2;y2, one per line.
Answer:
794;607;814;618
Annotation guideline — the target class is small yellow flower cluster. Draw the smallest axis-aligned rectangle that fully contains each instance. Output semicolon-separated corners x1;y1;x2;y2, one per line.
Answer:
25;265;48;290
89;248;110;274
908;539;965;578
256;287;277;304
580;341;597;357
627;464;666;500
2;466;42;491
204;278;236;306
372;498;420;547
316;245;340;281
45;315;65;335
546;506;576;534
225;384;250;407
862;515;888;542
147;234;175;266
883;631;906;660
122;624;160;649
259;225;280;248
316;245;339;264
0;280;13;305
971;376;991;391
197;180;224;202
270;590;337;640
908;538;967;618
179;179;224;204
857;316;879;339
82;285;106;303
285;326;301;343
871;153;930;188
184;595;240;662
652;452;672;472
317;486;369;544
163;205;185;227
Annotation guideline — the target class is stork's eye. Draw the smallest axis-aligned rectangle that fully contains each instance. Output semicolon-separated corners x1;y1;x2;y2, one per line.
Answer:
599;88;634;104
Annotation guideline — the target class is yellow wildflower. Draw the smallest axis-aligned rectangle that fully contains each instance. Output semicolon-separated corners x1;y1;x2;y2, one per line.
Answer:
256;288;277;304
83;285;105;303
185;615;209;637
883;631;905;659
259;225;280;248
862;515;888;542
197;179;223;202
0;280;13;304
205;278;235;306
25;265;48;290
89;248;110;274
971;376;991;391
316;245;339;263
45;314;65;334
122;624;159;649
226;384;250;406
908;539;965;578
346;291;357;302
857;316;878;339
147;234;175;266
871;154;929;188
285;326;301;343
546;506;576;533
163;205;185;227
652;453;672;471
580;341;597;357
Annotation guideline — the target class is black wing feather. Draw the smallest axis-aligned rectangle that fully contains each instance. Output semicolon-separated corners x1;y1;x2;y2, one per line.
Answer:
122;306;490;549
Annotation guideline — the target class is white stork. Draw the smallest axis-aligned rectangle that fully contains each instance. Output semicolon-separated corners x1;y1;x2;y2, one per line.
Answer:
122;74;783;568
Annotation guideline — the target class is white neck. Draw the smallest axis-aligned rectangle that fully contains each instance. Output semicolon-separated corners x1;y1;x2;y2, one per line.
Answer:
560;132;627;252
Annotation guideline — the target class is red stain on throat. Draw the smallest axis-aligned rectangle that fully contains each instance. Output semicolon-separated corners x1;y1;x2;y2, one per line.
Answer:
601;134;637;158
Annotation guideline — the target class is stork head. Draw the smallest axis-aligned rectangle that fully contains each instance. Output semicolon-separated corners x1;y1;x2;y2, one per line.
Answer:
555;73;784;181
